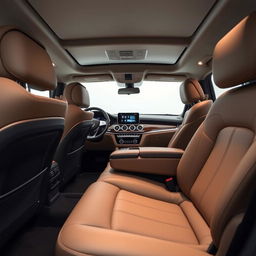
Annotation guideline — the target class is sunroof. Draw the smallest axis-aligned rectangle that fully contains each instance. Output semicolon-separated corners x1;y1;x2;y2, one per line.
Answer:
28;0;216;39
66;45;186;65
28;0;216;66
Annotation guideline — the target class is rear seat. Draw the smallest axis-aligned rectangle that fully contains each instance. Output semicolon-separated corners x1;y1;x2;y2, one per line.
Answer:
56;12;256;256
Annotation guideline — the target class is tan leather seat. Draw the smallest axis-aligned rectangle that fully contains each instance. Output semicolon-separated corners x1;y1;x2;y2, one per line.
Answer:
54;83;94;188
62;82;93;138
56;13;256;256
168;79;212;150
0;27;67;246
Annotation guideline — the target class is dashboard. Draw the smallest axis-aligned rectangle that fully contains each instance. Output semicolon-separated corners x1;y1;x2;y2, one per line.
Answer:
113;113;143;145
118;113;139;124
90;110;182;148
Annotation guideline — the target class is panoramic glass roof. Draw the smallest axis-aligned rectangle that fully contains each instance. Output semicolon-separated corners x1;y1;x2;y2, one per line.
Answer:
28;0;216;65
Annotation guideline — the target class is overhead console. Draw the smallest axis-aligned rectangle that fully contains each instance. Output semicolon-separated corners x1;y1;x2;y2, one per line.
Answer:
113;112;143;145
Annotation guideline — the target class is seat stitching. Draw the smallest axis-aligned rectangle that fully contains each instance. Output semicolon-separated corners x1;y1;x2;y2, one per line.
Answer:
115;209;191;230
116;198;181;215
78;223;197;245
179;206;200;244
110;189;120;230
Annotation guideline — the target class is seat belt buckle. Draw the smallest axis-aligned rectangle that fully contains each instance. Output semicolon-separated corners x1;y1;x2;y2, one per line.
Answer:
165;177;179;192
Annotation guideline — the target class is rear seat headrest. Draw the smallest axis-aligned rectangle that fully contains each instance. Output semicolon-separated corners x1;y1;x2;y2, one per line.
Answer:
213;12;256;88
0;26;56;91
180;79;205;104
64;82;90;108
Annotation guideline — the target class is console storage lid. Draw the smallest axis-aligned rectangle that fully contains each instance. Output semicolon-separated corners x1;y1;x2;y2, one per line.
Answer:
110;147;184;176
139;147;184;158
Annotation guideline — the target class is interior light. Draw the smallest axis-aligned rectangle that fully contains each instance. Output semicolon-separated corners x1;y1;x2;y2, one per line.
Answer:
197;56;212;67
52;62;56;67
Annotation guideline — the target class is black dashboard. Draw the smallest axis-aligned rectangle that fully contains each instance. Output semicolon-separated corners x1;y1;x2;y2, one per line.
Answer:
90;110;182;146
92;110;183;126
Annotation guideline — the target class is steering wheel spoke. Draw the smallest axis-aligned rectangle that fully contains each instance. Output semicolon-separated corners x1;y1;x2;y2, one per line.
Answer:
99;120;107;127
85;107;110;141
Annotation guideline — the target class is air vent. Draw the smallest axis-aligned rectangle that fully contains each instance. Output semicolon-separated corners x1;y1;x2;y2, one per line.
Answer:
119;51;134;58
106;50;147;60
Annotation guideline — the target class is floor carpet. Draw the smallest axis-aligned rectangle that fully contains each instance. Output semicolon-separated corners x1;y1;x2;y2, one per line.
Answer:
63;171;101;194
3;227;60;256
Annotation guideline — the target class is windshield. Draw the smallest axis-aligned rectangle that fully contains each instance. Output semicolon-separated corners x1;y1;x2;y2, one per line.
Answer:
83;81;183;115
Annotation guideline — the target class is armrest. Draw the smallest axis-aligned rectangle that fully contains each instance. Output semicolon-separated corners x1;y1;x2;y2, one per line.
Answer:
110;147;184;176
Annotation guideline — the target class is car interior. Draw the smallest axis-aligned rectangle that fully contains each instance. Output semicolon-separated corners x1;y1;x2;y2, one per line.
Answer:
0;0;256;256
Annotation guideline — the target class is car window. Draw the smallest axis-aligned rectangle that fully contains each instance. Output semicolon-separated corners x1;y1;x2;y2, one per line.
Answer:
211;75;230;98
83;81;184;115
29;88;50;97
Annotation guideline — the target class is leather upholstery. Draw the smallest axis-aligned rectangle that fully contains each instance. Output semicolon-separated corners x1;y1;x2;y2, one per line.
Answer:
0;27;56;90
178;84;256;245
168;100;212;149
110;147;184;176
57;181;211;256
213;12;256;88
64;82;90;108
62;104;93;138
180;79;205;104
62;83;93;137
0;78;66;129
168;78;212;150
0;26;66;129
54;83;93;188
0;26;66;246
56;12;256;256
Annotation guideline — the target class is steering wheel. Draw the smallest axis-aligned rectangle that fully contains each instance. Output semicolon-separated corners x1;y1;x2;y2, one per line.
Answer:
86;107;110;141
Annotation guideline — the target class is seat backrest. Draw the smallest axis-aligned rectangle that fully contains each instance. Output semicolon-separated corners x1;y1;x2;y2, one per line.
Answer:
54;82;93;188
177;13;256;248
168;79;212;150
0;27;67;245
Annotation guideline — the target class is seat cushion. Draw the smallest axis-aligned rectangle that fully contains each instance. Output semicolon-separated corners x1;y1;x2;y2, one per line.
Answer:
110;189;198;244
57;181;212;256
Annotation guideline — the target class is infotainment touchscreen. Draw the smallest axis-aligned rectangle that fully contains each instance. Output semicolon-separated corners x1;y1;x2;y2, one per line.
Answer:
118;113;139;124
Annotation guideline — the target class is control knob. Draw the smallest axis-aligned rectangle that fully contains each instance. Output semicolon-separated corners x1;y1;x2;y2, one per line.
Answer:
129;125;136;131
137;125;143;131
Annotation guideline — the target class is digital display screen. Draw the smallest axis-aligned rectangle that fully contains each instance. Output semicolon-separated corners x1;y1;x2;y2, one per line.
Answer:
118;113;139;124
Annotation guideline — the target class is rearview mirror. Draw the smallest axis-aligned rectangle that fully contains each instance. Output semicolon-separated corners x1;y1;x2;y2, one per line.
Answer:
118;83;140;95
118;87;140;95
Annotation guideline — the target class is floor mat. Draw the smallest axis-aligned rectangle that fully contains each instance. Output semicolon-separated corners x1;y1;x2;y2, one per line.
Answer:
38;194;80;227
63;171;101;194
3;227;60;256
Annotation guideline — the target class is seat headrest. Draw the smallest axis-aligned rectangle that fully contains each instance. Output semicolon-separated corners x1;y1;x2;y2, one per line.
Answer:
64;83;90;108
180;79;205;104
213;12;256;88
0;26;56;91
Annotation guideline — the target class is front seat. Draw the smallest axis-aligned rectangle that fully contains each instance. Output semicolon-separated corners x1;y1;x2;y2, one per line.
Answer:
54;83;94;189
168;79;212;150
0;27;66;246
56;13;256;256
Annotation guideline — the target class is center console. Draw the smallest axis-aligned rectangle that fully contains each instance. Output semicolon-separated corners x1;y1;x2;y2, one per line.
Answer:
114;113;143;145
110;147;184;176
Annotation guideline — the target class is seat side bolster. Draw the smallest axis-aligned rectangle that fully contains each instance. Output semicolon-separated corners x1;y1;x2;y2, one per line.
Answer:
64;181;120;229
180;201;212;246
169;100;213;150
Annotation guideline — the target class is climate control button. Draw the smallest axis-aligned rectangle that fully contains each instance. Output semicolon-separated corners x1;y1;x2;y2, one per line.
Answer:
114;125;121;132
122;125;128;131
129;125;136;131
137;125;143;131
